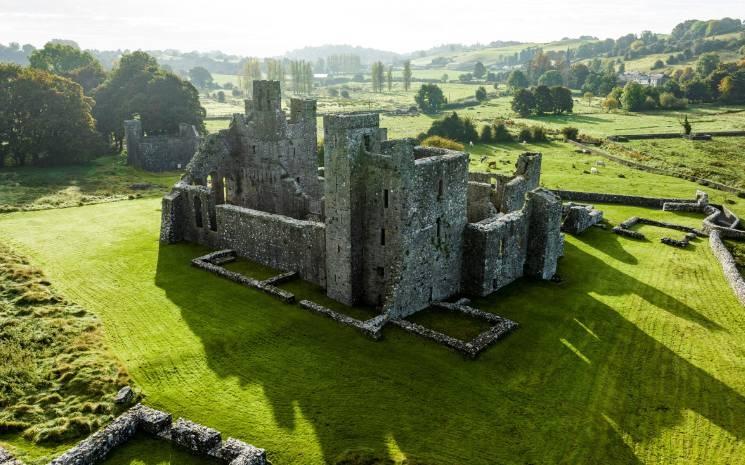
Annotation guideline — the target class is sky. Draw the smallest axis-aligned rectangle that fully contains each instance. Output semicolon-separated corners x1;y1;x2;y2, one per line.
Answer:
1;0;743;56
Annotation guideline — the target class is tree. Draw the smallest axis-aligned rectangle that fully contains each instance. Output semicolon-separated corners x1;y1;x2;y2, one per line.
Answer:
386;66;393;91
719;70;745;104
371;61;385;93
415;84;446;113
216;90;226;103
473;61;486;79
441;73;449;83
551;86;574;114
188;66;213;89
93;51;205;150
511;88;535;117
601;96;619;112
621;81;647;111
681;115;692;135
426;112;478;143
240;58;262;95
265;59;285;89
533;85;553;115
0;64;101;166
507;70;529;90
569;64;590;89
684;79;712;102
492;121;513;142
561;127;579;141
696;53;720;77
403;60;412;91
29;43;105;93
538;70;563;87
651;60;665;70
475;86;488;102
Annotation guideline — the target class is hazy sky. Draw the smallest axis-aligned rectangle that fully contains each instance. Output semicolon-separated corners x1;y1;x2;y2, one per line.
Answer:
1;0;742;56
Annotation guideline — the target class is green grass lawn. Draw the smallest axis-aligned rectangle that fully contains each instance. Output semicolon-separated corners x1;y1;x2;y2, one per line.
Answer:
100;433;221;465
604;137;745;189
1;152;745;464
0;156;181;212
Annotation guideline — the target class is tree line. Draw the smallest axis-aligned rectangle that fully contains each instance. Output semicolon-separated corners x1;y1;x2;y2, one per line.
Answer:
1;43;205;167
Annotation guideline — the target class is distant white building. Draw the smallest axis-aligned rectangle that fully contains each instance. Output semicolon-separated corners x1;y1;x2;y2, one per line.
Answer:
618;71;667;87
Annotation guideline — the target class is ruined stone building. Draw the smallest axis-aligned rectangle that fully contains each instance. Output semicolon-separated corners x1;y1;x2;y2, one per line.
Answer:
160;80;563;319
124;120;201;172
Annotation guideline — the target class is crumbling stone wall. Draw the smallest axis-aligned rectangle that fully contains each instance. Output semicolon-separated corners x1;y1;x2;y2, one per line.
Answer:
217;204;326;286
710;231;745;306
561;203;604;234
124;120;201;172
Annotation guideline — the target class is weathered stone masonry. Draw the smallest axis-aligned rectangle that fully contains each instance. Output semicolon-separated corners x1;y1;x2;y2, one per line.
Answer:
161;79;565;339
124;120;201;172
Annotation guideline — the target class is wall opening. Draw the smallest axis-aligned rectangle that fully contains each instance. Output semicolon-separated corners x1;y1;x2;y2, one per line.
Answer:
363;134;372;151
193;196;203;228
206;174;214;190
383;189;389;208
208;203;217;232
437;178;443;200
222;177;228;204
380;228;386;246
376;266;384;277
499;238;505;257
436;218;441;241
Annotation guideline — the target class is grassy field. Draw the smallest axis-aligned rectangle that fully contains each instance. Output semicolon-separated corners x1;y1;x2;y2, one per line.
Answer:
603;137;745;189
0;156;181;212
101;433;220;465
1;145;745;464
0;244;128;464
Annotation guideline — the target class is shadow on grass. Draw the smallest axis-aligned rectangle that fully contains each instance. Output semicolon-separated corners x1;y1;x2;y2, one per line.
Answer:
154;233;744;464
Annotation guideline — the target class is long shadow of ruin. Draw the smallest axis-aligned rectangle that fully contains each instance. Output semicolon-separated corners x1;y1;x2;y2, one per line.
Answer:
154;230;745;464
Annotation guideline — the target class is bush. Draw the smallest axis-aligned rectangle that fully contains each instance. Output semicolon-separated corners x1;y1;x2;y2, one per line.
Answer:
659;92;688;109
561;127;580;141
340;90;350;98
492;122;513;142
531;126;548;142
327;88;339;97
475;86;488;102
518;127;533;142
426;112;478;143
480;125;493;142
420;136;465;151
643;96;658;110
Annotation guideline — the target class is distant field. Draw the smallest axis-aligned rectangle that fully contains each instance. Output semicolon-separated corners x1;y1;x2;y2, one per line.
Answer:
605;137;745;189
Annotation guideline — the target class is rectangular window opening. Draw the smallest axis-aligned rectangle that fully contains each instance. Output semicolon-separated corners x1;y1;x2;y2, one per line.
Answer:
437;178;443;200
380;228;386;246
383;189;389;208
363;134;372;151
376;266;384;277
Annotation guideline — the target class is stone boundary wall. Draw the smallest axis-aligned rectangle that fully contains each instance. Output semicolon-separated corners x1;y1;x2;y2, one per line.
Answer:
566;140;745;196
552;190;689;208
561;203;604;235
0;447;22;465
391;300;518;359
192;250;296;303
612;216;707;247
710;231;745;307
298;300;384;339
703;206;745;240
608;130;745;140
47;404;265;465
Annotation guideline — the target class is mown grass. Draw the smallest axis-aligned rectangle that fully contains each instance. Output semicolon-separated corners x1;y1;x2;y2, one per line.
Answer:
100;433;221;465
0;155;181;212
1;149;745;464
726;240;745;275
0;244;129;464
604;137;745;189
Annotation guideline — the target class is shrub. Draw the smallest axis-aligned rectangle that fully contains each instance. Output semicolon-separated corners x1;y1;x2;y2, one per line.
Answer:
420;136;465;151
340;90;350;98
561;127;580;141
659;92;688;109
531;126;548;142
518;127;533;142
327;88;339;97
480;125;493;142
475;86;488;102
492;122;513;142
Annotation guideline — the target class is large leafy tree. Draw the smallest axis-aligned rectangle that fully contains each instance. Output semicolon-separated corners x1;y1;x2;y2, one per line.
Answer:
696;53;720;78
533;85;554;115
402;60;412;91
188;66;213;89
473;61;486;79
415;84;446;114
507;70;529;90
538;70;564;87
29;43;106;94
93;52;205;150
621;81;647;111
551;86;574;114
0;64;101;166
719;69;745;104
511;88;535;117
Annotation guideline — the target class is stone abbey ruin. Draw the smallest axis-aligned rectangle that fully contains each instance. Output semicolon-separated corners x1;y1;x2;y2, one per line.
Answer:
124;120;202;172
159;80;566;351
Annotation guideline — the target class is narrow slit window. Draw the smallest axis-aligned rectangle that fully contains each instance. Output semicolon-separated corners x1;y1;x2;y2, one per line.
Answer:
383;189;389;208
436;218;441;239
222;177;228;204
437;178;443;200
380;228;386;246
364;134;372;151
193;196;203;228
499;238;505;257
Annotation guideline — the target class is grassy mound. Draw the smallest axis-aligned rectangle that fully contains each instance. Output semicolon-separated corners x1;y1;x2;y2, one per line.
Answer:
0;244;128;447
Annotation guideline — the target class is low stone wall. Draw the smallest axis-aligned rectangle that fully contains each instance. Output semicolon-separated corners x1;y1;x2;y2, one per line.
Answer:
0;447;23;465
710;231;745;307
298;300;384;340
45;404;266;465
192;251;296;303
392;301;518;359
613;216;707;247
608;130;745;140
703;206;745;240
553;189;693;208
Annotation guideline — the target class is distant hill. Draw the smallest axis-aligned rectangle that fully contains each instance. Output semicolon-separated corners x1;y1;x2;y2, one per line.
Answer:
283;44;401;65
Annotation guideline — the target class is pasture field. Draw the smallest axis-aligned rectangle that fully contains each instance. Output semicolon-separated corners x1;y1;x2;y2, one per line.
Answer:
0;156;180;212
1;142;745;464
605;137;745;189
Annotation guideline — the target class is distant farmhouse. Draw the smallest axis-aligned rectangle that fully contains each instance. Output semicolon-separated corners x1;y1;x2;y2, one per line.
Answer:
618;71;667;87
160;80;564;321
